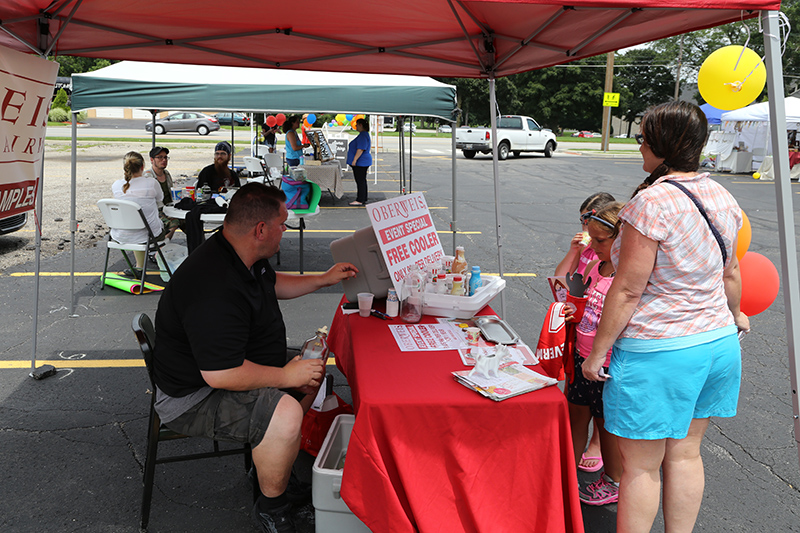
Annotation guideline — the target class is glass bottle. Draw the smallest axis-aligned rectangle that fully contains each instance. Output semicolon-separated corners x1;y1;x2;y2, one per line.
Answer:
301;326;329;360
451;246;468;275
400;265;425;323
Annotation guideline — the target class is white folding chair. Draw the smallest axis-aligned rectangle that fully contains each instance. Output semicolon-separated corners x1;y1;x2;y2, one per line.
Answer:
242;156;266;178
97;199;171;294
261;153;284;186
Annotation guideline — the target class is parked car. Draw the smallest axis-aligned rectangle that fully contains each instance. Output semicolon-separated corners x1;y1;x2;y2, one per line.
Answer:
573;131;601;138
145;112;220;135
455;115;557;160
437;124;452;133
215;112;251;126
614;133;629;138
0;212;27;235
401;122;417;132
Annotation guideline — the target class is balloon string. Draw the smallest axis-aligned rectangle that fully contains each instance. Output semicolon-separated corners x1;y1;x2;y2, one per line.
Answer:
728;11;791;92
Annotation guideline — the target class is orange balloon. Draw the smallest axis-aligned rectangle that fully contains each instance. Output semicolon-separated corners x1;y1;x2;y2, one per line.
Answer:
739;251;779;316
737;210;751;261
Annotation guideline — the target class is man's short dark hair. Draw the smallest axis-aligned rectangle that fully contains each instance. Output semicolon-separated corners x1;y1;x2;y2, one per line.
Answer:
225;183;287;229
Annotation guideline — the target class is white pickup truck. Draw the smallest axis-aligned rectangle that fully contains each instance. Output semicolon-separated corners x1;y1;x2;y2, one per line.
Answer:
455;115;557;160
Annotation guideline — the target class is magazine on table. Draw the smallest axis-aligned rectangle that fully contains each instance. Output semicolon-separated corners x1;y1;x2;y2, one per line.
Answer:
452;361;557;401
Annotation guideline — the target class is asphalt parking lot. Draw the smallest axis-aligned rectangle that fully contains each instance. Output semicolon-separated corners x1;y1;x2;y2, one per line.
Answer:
2;143;800;532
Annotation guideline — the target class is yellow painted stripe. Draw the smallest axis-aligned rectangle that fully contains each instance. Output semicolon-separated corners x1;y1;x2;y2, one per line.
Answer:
4;269;537;277
289;229;482;235
1;358;339;369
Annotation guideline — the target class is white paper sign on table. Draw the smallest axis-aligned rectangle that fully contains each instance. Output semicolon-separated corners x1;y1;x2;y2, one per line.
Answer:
366;192;445;293
389;323;466;352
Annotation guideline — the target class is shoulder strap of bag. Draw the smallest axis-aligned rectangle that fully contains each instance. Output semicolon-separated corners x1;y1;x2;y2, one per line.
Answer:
664;180;727;265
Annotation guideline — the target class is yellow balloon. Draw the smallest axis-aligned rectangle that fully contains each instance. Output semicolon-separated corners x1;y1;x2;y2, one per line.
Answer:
698;46;766;111
753;172;761;180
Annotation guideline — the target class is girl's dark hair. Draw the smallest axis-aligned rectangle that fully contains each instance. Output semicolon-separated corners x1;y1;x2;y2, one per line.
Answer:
633;101;708;198
580;192;616;213
282;115;301;134
356;118;370;132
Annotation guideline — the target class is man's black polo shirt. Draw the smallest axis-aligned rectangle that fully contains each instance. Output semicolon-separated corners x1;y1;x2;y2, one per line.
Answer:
154;231;286;398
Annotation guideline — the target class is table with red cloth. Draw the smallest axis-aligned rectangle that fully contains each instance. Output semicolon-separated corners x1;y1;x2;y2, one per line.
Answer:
327;300;584;533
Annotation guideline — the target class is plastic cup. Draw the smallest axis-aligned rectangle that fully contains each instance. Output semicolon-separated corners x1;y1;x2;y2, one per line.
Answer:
357;292;374;317
170;187;182;203
466;327;481;345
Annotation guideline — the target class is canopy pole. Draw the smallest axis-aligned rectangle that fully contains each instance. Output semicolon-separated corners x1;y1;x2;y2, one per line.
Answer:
762;9;800;468
409;116;413;193
451;119;457;254
231;118;235;169
151;110;156;149
398;115;405;194
488;76;505;317
69;112;78;317
30;138;45;371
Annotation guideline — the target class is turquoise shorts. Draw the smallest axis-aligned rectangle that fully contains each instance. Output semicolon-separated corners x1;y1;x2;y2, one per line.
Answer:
603;333;741;440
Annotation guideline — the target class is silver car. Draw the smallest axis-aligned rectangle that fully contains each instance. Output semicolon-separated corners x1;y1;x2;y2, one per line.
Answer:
145;112;220;135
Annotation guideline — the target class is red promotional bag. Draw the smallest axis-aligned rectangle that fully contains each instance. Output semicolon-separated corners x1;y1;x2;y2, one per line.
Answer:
534;302;569;381
300;392;354;457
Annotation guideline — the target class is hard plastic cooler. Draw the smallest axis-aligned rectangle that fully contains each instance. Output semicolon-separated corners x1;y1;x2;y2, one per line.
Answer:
312;414;371;532
330;226;394;303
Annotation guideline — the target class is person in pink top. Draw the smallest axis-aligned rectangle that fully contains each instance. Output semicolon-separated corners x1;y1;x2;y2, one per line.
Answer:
583;101;750;532
555;191;615;474
565;202;625;506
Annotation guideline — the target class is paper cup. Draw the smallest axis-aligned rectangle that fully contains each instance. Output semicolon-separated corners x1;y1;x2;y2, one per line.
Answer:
183;186;195;200
466;327;481;346
357;292;374;317
170;187;182;203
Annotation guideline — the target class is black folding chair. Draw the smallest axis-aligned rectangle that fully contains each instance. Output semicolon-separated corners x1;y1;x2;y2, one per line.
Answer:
131;312;255;530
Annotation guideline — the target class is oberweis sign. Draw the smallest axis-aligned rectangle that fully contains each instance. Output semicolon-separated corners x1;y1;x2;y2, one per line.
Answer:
0;45;58;219
367;192;445;292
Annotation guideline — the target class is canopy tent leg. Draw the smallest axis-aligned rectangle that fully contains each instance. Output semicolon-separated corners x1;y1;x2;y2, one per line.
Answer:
151;110;156;149
30;137;46;370
231;119;235;168
69;112;78;317
762;9;800;468
451;119;458;254
489;76;505;317
398;116;405;194
409;116;413;193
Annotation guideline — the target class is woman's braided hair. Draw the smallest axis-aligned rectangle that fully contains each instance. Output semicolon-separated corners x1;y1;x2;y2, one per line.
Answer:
122;151;144;193
632;101;708;198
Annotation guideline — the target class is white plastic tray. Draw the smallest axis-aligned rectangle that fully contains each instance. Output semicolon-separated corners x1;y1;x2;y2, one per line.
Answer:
423;275;505;319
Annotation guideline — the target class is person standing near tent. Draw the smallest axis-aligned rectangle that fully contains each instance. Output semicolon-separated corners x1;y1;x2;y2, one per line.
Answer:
582;101;749;532
347;117;372;206
259;123;278;153
197;141;241;191
110;151;165;272
143;146;180;240
283;115;309;167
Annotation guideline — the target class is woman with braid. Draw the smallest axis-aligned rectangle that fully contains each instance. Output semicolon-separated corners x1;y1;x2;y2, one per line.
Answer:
582;101;749;532
110;151;165;273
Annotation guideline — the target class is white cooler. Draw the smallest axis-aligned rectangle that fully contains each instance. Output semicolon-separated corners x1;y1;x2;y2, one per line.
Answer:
312;414;371;533
423;275;505;319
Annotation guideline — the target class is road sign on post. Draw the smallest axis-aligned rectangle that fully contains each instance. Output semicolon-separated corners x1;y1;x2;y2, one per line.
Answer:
603;92;620;107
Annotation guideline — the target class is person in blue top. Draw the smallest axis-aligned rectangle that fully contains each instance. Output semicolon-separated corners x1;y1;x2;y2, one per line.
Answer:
347;118;372;206
282;115;309;167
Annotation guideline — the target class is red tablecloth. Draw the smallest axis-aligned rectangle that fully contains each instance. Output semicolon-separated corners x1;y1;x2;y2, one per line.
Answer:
328;300;584;533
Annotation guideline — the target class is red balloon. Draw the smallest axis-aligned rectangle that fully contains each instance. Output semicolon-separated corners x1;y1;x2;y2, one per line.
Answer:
276;113;286;126
266;115;277;127
739;251;780;316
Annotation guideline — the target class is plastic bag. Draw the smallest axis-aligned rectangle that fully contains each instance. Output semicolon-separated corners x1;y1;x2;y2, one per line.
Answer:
155;242;188;281
300;392;354;457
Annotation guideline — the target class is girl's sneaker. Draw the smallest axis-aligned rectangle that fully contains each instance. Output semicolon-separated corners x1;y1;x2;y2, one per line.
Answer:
579;472;619;506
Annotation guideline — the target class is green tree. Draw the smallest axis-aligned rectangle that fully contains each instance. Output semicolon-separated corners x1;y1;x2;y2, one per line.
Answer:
52;88;70;111
613;49;676;135
52;56;114;77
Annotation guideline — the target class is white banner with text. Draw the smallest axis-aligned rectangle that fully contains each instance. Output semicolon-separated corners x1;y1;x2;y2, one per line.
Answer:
0;44;58;219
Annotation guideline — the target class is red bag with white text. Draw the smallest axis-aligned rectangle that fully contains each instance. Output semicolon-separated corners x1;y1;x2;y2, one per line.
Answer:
534;302;569;381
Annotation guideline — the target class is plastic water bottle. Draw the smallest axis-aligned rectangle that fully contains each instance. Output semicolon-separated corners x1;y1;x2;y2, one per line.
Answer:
468;266;482;296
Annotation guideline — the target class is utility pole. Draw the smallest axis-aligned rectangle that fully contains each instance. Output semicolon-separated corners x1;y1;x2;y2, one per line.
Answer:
601;52;615;152
674;34;685;101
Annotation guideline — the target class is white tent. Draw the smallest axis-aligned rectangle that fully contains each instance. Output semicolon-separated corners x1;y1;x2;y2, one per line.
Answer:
711;96;800;172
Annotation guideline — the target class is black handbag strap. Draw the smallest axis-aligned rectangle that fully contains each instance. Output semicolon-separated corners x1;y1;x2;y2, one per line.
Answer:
664;180;727;265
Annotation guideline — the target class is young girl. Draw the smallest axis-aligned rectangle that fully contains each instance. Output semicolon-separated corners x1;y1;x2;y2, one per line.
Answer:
556;191;615;473
566;201;624;505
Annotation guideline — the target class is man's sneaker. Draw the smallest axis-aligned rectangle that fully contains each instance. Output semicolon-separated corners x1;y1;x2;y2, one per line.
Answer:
579;473;619;506
252;501;296;533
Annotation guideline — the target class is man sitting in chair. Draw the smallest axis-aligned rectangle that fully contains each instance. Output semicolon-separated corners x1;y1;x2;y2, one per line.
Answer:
153;183;358;533
197;141;241;191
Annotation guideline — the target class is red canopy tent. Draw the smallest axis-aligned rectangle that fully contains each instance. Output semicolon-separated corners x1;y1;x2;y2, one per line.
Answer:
2;1;799;483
